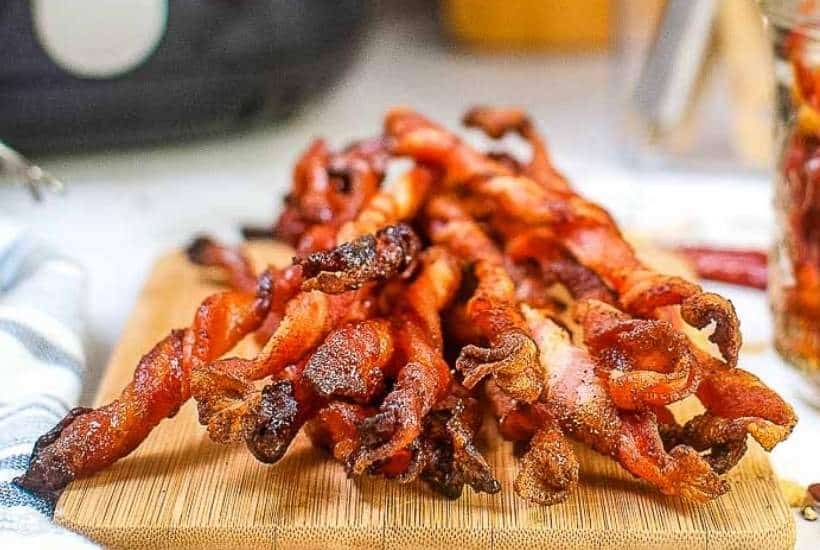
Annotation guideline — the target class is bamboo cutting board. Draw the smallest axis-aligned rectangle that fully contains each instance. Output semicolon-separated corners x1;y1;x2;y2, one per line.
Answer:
55;243;795;549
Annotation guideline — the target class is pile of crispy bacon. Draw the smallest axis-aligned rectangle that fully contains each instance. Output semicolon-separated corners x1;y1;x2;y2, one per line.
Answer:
15;107;797;505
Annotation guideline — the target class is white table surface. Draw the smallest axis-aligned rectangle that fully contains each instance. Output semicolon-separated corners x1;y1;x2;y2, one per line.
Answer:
0;12;817;547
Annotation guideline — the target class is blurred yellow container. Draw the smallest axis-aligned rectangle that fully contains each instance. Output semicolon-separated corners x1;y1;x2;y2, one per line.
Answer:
442;0;610;50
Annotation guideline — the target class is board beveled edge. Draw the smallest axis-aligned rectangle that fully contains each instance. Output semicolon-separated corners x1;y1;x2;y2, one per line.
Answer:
53;514;796;550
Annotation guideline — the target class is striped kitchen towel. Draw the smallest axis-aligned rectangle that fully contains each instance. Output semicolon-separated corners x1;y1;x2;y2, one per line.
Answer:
0;219;96;548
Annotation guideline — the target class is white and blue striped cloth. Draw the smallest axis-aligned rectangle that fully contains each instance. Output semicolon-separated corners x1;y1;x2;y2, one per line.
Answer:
0;220;96;548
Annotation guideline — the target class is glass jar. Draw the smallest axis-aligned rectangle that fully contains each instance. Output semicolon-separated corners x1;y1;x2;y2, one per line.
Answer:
762;0;820;402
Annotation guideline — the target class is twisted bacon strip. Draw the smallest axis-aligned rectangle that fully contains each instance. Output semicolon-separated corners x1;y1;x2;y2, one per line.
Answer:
243;358;318;464
336;166;435;243
349;247;462;474
185;237;295;345
658;359;797;474
462;105;570;192
508;233;702;409
306;401;374;464
516;305;727;504
505;227;616;304
265;137;388;254
191;136;392;345
400;390;499;497
14;267;277;499
186;236;259;294
269;139;331;245
303;319;395;404
425;194;543;403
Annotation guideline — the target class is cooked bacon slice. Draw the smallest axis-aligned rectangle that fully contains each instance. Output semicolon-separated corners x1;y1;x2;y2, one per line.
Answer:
386;107;511;186
296;224;421;293
614;410;729;503
455;260;542;401
484;380;539;442
514;424;579;505
307;390;499;498
248;319;396;464
186;236;259;294
272;137;387;254
302;319;394;403
350;248;461;474
15;268;278;498
697;368;797;448
505;227;616;304
426;195;542;402
184;236;291;346
522;305;727;503
660;368;795;473
579;299;700;410
693;364;797;454
307;401;415;480
335;166;435;244
244;360;317;464
409;393;500;498
307;401;375;463
274;139;331;244
463;106;570;192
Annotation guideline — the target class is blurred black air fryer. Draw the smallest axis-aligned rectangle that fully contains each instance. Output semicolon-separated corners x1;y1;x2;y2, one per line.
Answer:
0;0;367;153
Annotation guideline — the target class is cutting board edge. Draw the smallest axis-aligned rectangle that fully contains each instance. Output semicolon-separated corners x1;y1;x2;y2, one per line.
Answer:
52;515;796;550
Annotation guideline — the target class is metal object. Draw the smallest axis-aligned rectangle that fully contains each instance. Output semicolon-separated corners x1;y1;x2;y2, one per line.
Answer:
632;0;717;133
0;141;63;200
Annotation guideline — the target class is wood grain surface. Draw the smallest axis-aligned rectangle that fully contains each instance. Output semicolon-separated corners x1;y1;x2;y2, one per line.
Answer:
54;243;795;549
